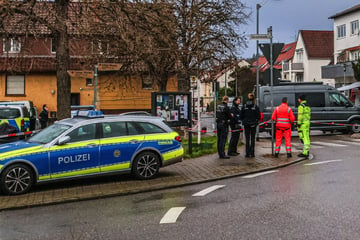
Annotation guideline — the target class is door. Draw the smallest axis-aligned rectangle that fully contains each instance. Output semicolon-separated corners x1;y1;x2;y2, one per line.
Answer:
99;121;144;172
49;123;100;178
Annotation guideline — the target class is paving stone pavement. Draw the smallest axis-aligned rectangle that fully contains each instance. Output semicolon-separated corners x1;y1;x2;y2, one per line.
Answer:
0;138;306;211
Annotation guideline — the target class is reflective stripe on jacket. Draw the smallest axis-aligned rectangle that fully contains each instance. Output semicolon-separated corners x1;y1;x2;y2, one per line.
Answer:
271;103;295;129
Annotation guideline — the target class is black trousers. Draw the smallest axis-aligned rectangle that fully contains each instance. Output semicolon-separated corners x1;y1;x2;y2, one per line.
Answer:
228;125;240;154
244;125;257;156
217;123;228;157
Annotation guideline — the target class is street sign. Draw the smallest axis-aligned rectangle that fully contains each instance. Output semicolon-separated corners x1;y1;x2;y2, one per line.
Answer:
67;70;94;78
259;43;284;65
190;76;198;89
98;63;122;71
250;34;271;40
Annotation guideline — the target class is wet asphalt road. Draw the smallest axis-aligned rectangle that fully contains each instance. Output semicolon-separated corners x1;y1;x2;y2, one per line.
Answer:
0;134;360;240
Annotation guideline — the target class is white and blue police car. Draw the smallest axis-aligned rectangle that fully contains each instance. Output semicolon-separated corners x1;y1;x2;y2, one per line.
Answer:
0;111;184;195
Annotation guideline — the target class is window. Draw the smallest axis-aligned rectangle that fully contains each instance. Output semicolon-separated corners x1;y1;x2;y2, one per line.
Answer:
328;93;350;107
102;122;127;138
337;24;346;38
86;78;93;86
350;51;359;61
0;108;20;119
51;38;56;53
351;20;359;35
92;40;109;55
141;74;153;89
67;124;96;143
6;75;25;95
295;93;325;107
295;49;303;63
128;122;165;135
3;38;21;53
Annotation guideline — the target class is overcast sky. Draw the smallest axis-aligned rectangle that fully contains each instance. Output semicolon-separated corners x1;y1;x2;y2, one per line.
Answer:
241;0;360;58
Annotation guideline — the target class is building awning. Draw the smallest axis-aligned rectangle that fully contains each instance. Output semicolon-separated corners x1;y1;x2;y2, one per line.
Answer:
337;81;360;91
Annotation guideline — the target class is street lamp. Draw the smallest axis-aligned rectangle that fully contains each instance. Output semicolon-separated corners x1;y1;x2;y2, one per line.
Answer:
256;3;261;105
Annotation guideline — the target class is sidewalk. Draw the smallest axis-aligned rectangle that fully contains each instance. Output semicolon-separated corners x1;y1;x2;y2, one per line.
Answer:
0;138;306;211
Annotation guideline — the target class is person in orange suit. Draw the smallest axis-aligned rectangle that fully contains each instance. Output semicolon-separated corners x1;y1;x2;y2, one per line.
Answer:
271;97;295;158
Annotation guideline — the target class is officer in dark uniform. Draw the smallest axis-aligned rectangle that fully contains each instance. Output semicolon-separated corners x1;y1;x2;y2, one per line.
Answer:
241;93;260;158
228;96;242;156
216;96;233;159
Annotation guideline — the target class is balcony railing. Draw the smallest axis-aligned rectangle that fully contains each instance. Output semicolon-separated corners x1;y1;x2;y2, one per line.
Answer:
282;62;304;71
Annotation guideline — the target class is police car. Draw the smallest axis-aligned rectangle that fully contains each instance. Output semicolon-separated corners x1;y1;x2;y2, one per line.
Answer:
0;105;31;133
0;111;184;195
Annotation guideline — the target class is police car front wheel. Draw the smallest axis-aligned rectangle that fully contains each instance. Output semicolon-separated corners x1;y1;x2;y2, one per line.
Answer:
1;163;35;195
132;151;160;180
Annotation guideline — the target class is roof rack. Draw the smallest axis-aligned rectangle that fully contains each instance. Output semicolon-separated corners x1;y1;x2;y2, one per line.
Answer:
276;81;323;86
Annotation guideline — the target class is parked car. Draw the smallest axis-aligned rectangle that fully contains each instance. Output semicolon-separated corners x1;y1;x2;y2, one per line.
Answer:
259;82;360;133
0;111;184;195
0;105;31;133
0;101;40;130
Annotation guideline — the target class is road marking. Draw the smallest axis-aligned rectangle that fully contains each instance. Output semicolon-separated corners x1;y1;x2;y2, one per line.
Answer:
292;143;323;149
242;170;279;179
335;140;360;146
311;141;347;147
304;159;343;166
160;207;186;224
192;185;225;197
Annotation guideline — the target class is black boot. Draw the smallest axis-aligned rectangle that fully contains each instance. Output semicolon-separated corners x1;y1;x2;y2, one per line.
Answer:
274;153;279;158
287;153;292;158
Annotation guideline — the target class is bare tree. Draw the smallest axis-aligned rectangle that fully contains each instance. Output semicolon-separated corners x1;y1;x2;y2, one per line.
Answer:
172;0;251;91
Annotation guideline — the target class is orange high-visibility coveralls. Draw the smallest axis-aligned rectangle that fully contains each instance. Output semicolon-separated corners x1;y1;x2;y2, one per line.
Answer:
271;103;295;154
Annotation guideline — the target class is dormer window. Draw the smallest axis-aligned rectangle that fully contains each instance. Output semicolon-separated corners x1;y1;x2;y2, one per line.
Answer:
3;38;21;53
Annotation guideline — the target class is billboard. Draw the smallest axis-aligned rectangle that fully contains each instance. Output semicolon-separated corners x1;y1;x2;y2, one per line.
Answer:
151;92;192;127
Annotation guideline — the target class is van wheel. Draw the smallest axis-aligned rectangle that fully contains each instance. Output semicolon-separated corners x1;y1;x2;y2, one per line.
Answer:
0;164;34;195
350;120;360;133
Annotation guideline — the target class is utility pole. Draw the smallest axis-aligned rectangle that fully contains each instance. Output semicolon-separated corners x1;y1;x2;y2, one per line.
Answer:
255;3;261;141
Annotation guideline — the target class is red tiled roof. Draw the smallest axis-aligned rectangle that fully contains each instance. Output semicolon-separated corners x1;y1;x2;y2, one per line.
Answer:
329;4;360;19
300;30;333;59
252;42;296;72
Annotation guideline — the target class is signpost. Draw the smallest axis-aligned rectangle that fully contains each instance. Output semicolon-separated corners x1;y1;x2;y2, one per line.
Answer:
98;63;123;71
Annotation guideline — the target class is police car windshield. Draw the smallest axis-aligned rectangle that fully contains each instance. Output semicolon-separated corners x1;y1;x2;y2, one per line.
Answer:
28;123;71;144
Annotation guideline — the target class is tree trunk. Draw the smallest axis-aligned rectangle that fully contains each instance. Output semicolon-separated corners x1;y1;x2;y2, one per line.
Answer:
55;0;71;120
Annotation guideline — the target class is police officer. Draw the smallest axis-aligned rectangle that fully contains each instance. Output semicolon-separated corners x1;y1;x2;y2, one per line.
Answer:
241;93;260;158
297;95;311;158
228;96;242;156
216;96;232;159
271;97;295;158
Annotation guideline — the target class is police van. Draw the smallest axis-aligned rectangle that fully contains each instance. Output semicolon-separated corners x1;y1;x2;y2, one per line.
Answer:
0;101;40;130
259;82;360;133
0;105;31;133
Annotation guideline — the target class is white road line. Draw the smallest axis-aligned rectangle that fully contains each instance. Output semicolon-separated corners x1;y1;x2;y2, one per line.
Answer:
242;170;279;179
192;185;225;197
304;159;343;166
311;141;347;147
335;140;360;145
292;143;323;149
160;207;186;224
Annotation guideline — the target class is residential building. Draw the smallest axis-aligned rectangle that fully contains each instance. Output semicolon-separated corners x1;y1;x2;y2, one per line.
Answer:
322;4;360;88
0;3;178;118
293;30;334;85
216;59;250;89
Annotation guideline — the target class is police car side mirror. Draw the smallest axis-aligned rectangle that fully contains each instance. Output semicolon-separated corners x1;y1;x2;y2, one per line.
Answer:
57;136;71;145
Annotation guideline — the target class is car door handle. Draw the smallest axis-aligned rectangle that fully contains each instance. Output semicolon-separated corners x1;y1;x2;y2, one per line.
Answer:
129;140;139;144
87;143;97;147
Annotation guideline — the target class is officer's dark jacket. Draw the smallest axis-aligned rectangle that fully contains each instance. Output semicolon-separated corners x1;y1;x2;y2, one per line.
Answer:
230;103;242;127
216;102;232;124
241;100;260;126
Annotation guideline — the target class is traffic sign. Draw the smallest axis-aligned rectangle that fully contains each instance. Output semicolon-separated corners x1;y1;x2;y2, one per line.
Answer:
259;43;284;65
190;76;198;89
250;34;271;40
